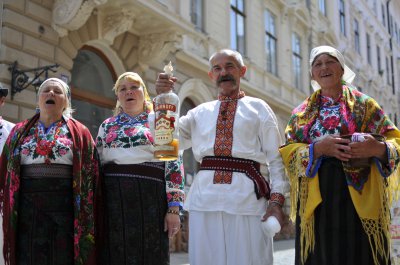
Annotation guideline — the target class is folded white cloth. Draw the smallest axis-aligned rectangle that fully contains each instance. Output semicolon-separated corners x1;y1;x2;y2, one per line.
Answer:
261;216;281;238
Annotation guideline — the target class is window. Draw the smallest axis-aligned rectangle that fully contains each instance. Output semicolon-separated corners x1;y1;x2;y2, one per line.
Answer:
319;0;326;15
264;9;277;76
306;0;311;9
230;0;245;55
390;18;396;41
181;98;199;186
339;0;346;36
386;57;390;85
190;0;203;30
372;0;377;15
377;45;381;73
397;23;400;44
381;4;386;27
292;33;302;90
366;33;371;65
354;19;360;54
71;47;115;136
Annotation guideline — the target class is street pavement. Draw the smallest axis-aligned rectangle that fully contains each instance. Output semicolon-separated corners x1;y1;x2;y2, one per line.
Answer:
171;239;295;265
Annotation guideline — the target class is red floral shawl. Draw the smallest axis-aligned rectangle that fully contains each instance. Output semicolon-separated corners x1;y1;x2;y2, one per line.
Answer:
0;114;100;265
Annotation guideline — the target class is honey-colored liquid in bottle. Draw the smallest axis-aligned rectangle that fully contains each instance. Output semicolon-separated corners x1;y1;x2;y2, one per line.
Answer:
154;62;179;161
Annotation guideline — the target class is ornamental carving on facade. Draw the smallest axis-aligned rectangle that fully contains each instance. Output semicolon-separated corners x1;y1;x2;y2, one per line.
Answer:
138;32;183;66
52;0;107;37
102;9;137;44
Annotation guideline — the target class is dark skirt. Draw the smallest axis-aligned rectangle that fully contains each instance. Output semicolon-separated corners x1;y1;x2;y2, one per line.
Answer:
101;162;169;265
295;158;390;265
17;164;74;265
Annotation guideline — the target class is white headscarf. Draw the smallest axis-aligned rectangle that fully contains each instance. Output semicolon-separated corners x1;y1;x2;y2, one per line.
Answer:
309;45;356;91
38;77;74;118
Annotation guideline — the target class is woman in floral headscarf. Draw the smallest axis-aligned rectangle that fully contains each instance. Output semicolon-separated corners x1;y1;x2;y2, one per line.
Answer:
280;46;400;265
96;72;184;265
0;78;100;265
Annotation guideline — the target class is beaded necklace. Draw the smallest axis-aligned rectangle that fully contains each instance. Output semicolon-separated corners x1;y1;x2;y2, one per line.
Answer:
34;120;64;164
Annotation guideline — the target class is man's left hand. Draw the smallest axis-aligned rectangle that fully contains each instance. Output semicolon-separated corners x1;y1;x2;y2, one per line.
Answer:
261;203;285;227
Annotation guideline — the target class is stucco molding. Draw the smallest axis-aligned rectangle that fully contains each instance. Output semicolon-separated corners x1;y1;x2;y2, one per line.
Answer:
138;31;183;68
102;9;137;44
52;0;107;37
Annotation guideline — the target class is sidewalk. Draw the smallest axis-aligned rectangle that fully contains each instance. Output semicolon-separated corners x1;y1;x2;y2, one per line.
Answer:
170;239;295;265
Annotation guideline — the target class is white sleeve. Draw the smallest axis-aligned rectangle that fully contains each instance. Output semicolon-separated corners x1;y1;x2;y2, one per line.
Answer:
259;104;289;195
179;110;194;151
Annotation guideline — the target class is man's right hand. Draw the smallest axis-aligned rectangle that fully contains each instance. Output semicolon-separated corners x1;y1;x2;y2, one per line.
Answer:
155;73;177;95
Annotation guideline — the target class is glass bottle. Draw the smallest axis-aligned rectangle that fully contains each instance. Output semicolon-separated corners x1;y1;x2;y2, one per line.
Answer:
154;62;180;161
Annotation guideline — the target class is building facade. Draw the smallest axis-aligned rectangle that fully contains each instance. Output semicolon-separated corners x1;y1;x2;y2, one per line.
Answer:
0;0;399;250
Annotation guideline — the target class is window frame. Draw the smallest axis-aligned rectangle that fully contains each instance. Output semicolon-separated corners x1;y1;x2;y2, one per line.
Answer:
264;9;278;76
190;0;203;31
366;33;371;65
354;19;360;54
292;33;302;90
230;0;246;55
377;45;382;73
339;0;346;36
319;0;326;16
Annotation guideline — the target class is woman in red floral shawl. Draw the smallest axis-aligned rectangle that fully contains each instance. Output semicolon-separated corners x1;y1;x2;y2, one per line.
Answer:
0;78;101;265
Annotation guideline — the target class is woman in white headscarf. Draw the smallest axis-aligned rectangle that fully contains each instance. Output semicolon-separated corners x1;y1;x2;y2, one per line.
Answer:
280;46;400;265
0;78;101;265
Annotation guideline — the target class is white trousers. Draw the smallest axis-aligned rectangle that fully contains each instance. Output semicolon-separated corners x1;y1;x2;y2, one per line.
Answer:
188;211;273;265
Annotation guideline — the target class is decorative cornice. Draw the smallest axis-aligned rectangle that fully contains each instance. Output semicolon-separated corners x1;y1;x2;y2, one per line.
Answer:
52;0;107;37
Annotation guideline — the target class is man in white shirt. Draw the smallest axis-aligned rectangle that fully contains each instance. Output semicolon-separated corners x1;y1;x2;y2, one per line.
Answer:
0;87;15;154
0;86;15;265
156;49;288;265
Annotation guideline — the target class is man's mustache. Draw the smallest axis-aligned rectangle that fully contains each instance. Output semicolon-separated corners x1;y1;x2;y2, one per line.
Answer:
217;75;236;86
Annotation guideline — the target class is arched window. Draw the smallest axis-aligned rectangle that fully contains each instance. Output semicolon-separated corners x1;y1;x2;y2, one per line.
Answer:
70;46;116;136
180;98;199;187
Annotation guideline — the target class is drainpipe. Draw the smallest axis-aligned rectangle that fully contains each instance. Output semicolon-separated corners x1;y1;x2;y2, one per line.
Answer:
0;1;3;47
386;0;395;95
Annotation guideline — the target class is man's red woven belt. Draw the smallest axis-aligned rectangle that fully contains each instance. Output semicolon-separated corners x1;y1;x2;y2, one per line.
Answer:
199;156;271;200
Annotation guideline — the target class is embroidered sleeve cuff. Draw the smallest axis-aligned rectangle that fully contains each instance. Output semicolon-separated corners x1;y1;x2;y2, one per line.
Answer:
306;143;323;178
374;142;399;178
269;193;285;207
168;201;183;208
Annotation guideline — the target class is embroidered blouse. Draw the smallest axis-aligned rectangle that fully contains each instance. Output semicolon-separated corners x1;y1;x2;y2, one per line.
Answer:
96;112;184;207
18;119;73;165
309;95;341;141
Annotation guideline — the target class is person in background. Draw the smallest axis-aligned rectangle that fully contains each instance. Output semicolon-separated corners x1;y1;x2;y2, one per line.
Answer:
279;45;400;265
155;49;289;265
96;72;184;265
0;86;14;153
0;78;100;265
0;85;15;265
